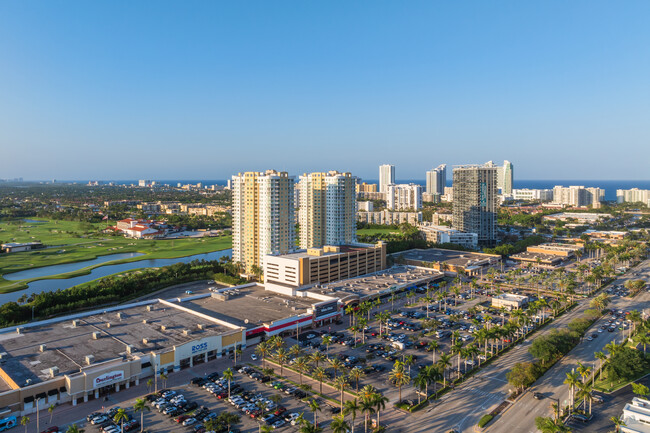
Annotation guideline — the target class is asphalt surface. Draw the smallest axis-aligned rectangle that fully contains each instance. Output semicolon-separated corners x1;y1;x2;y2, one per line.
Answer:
487;259;650;433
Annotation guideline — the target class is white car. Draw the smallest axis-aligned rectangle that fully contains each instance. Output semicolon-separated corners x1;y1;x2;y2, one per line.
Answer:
286;413;300;424
183;418;196;426
251;354;258;361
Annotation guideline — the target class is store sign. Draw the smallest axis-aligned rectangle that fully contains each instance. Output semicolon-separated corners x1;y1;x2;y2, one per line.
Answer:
314;301;338;319
93;371;124;388
191;342;208;354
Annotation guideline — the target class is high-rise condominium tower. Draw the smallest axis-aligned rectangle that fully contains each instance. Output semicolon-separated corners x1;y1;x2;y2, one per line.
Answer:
426;164;447;195
231;170;295;272
452;163;498;245
497;160;514;195
379;164;395;193
298;171;357;248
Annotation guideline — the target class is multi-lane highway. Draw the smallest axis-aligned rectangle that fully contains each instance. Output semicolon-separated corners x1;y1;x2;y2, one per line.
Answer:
487;259;650;433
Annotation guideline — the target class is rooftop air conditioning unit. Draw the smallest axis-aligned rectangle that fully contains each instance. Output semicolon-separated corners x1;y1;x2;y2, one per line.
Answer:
160;325;166;331
16;327;24;334
116;312;123;319
147;305;153;311
106;323;111;328
0;352;8;360
142;319;148;325
142;338;149;345
72;320;80;327
92;332;101;340
197;324;205;331
85;355;95;365
39;344;47;353
49;367;59;378
182;329;191;336
126;345;136;354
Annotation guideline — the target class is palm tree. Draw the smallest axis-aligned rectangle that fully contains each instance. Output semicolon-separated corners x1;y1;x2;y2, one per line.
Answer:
308;398;321;427
146;378;153;393
259;424;274;433
256;341;270;367
610;415;626;432
298;420;324;433
276;347;288;375
343;399;359;433
295;356;309;385
321;335;333;358
65;424;83;433
535;416;572;433
330;414;350;433
437;353;452;387
47;404;55;424
290;343;303;359
133;398;149;432
389;360;410;403
595;351;607;379
223;367;234;398
371;391;389;428
313;366;327;394
310;351;326;369
451;341;463;378
564;370;580;412
635;333;650;356
349;367;365;392
413;372;428;404
359;397;375;433
160;372;168;389
428;340;439;365
113;408;129;433
329;357;344;379
20;416;29;433
577;381;594;415
335;374;349;411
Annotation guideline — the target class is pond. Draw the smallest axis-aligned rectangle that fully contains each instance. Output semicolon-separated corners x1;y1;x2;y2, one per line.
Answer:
1;249;232;304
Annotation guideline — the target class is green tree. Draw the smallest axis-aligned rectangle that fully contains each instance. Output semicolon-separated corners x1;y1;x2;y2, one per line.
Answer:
330;414;350;433
389;360;410;403
223;367;234;398
308;398;321;427
133;398;150;433
343;399;359;433
113;408;129;433
65;424;84;433
20;416;29;433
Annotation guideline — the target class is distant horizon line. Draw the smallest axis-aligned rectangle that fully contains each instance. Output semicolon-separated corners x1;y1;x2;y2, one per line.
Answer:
5;178;650;183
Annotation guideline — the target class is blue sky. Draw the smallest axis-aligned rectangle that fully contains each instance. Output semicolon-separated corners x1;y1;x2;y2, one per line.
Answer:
1;1;649;181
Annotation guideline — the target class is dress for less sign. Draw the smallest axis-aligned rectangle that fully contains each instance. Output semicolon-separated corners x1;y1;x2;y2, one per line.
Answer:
93;371;124;388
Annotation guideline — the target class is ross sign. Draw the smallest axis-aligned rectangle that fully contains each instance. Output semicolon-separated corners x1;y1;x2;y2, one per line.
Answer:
191;342;208;355
93;370;124;388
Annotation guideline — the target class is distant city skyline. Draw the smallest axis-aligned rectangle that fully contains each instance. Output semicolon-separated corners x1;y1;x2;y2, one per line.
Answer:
2;2;650;180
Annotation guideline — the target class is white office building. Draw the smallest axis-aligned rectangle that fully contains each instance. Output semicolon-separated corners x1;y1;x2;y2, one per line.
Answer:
419;224;478;248
426;164;447;195
617;188;650;207
386;183;422;211
621;397;650;433
552;185;605;208
512;188;554;202
379;164;395;193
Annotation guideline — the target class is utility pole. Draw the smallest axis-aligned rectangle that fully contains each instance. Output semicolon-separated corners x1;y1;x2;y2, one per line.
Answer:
36;397;41;433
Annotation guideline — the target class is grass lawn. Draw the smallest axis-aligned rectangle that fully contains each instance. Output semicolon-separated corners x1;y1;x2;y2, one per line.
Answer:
593;364;650;393
0;219;232;293
357;228;400;236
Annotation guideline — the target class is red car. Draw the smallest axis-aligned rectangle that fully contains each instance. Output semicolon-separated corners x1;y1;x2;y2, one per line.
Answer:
175;415;189;423
41;428;59;433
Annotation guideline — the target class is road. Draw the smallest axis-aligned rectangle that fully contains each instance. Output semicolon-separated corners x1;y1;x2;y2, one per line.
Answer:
487;259;650;433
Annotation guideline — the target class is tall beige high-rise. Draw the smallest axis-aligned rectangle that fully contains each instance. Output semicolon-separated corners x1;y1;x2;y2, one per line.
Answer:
299;171;356;248
231;170;296;272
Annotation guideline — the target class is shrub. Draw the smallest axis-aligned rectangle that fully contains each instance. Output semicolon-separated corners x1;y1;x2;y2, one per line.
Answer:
478;414;494;428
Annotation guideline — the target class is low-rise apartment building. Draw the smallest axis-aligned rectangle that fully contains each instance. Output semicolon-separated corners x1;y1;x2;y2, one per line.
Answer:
418;224;478;248
357;210;422;225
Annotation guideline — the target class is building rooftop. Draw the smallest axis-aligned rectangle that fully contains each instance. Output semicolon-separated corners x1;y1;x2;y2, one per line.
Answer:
0;303;232;387
268;243;379;261
307;265;442;302
181;286;318;329
395;248;499;269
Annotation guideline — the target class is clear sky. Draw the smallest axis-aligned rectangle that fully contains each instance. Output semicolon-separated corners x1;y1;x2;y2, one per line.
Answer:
1;1;649;181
